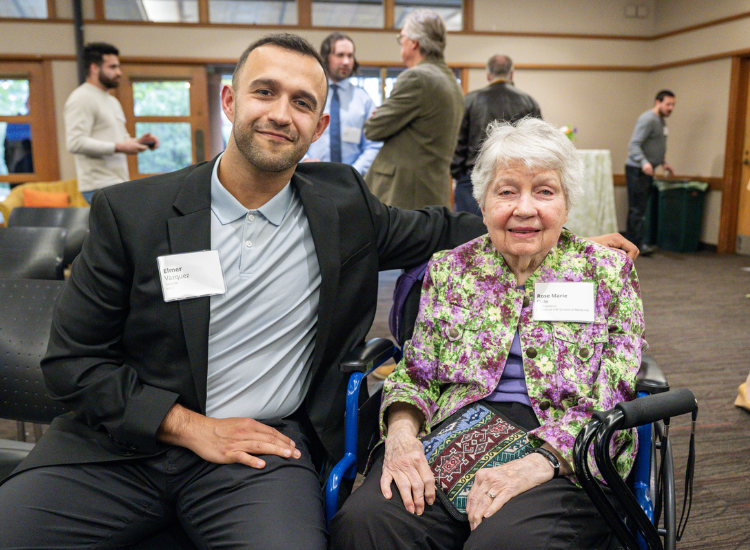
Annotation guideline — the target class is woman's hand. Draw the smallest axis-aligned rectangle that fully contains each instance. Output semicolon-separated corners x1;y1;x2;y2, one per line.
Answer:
465;452;555;530
380;403;436;515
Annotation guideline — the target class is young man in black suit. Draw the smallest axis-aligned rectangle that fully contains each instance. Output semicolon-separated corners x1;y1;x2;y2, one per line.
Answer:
0;34;635;549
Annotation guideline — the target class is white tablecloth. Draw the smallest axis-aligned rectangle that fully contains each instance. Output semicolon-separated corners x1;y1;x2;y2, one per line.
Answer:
565;149;618;237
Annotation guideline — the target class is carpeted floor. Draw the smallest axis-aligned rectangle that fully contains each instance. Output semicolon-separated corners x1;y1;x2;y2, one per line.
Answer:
3;249;750;548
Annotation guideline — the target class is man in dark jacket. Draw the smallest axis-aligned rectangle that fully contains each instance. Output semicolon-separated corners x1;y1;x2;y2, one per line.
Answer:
451;55;541;216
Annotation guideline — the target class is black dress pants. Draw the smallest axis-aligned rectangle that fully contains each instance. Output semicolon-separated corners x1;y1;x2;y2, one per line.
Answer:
0;418;327;550
625;164;654;248
330;402;614;550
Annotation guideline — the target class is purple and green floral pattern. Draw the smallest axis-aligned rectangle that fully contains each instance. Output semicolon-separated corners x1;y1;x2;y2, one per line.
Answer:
380;229;647;484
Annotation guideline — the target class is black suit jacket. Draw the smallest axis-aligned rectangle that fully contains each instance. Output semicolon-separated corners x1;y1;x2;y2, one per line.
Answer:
17;158;485;476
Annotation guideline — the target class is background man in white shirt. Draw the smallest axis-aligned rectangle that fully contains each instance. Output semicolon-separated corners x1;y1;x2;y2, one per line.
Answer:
303;32;381;175
64;42;160;203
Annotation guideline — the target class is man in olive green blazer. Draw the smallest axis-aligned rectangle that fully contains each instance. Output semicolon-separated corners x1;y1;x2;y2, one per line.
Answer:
364;9;464;210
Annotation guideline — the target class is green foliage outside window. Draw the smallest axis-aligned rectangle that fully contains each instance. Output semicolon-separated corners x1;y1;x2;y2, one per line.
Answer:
133;81;192;173
133;81;190;117
0;80;30;116
136;122;192;174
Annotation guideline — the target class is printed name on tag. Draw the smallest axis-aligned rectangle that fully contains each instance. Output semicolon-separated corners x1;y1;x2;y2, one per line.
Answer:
157;250;226;302
532;282;595;323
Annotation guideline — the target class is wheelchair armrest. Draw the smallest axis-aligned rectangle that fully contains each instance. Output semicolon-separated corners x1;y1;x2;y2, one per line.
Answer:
635;355;669;394
339;338;398;374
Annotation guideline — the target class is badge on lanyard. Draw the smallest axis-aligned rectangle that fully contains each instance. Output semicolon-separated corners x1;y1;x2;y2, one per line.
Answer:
342;126;361;144
532;282;595;323
156;250;226;302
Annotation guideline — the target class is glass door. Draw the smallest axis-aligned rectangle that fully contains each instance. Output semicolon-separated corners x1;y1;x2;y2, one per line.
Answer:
117;64;209;178
0;61;58;184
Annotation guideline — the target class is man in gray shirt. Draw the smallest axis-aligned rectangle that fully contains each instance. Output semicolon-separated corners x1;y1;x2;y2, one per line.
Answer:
625;90;676;255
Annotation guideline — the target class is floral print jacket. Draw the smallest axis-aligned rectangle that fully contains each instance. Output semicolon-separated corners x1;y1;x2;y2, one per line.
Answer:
380;229;647;483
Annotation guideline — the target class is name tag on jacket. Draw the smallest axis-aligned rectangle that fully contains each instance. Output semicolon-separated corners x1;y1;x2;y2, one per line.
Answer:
532;282;595;323
157;250;226;302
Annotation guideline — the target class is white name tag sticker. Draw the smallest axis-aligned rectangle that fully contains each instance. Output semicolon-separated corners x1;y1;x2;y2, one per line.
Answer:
342;126;361;144
532;282;595;323
157;250;226;302
663;126;669;136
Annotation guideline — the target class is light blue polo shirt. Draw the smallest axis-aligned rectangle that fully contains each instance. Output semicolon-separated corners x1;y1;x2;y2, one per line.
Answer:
206;155;321;420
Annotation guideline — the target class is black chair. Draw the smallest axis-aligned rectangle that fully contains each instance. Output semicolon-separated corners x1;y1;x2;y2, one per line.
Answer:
325;266;697;550
0;227;66;280
0;279;195;549
7;206;90;266
0;280;69;463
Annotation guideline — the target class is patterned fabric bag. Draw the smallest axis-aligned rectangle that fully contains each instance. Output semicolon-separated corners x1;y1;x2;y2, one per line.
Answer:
421;401;533;521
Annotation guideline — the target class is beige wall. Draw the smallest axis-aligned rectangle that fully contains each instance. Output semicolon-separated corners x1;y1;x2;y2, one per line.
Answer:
655;0;750;33
473;0;656;35
4;1;749;245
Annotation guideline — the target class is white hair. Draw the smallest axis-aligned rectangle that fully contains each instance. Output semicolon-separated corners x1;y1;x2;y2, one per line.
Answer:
403;9;446;59
471;117;584;209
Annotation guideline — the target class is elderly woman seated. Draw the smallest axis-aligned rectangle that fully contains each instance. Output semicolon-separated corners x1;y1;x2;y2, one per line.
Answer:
331;118;647;550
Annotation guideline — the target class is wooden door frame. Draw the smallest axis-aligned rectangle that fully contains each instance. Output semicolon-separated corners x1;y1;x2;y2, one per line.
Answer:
0;60;59;183
116;64;209;179
719;56;750;254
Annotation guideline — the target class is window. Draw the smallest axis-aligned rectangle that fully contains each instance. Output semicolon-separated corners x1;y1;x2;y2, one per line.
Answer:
0;63;58;184
210;0;297;25
394;0;462;31
0;0;48;18
117;65;210;177
0;80;31;176
352;65;459;106
97;0;466;30
105;0;199;22
131;80;194;174
312;0;383;28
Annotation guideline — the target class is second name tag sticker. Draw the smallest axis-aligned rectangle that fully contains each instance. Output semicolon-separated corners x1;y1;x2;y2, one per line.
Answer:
157;250;226;302
532;282;595;323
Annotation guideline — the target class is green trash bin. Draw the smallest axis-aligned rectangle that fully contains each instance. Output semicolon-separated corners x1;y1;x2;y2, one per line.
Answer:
643;184;660;247
653;179;709;252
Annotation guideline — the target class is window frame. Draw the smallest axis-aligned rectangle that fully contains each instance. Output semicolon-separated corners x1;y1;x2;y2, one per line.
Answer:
89;0;472;30
0;0;55;20
0;61;59;183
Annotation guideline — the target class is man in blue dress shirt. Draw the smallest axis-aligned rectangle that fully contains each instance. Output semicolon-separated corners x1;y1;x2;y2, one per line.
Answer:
304;32;382;175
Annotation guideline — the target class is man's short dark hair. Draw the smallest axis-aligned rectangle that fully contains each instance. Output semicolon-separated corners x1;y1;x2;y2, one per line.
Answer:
320;32;359;76
655;90;675;102
232;33;326;91
487;55;513;79
84;42;119;73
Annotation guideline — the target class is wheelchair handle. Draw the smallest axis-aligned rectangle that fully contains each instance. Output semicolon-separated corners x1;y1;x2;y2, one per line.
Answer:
615;388;697;430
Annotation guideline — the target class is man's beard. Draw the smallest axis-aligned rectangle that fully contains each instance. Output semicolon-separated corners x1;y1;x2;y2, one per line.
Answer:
99;73;119;89
233;122;308;173
332;67;352;81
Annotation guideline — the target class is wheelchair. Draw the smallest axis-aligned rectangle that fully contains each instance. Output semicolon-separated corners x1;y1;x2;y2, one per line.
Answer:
325;264;697;550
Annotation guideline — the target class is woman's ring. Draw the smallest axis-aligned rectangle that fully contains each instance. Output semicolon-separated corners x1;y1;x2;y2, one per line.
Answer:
487;491;496;499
